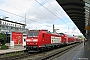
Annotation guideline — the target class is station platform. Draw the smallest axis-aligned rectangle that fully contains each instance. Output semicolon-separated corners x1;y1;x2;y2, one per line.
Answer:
0;45;25;54
53;41;90;60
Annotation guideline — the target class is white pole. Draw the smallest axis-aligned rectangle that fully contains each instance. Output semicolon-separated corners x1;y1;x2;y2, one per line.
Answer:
25;14;26;28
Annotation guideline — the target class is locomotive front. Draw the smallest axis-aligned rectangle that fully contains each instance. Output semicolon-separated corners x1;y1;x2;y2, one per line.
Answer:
26;30;39;52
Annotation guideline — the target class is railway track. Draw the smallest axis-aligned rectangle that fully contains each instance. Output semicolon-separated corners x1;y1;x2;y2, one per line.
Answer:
0;53;29;60
0;43;81;60
23;43;81;60
0;50;30;60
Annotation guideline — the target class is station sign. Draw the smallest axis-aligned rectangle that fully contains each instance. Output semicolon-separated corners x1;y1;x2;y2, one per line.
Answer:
85;25;90;30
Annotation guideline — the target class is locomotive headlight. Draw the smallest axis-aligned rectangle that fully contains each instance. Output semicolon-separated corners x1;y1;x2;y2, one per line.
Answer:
35;43;37;44
26;39;30;42
33;39;38;42
27;43;29;44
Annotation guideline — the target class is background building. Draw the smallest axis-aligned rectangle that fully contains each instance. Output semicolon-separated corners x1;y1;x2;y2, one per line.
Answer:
0;18;28;44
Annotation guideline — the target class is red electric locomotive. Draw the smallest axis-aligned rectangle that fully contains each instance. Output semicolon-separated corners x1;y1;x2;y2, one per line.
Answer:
26;30;65;52
26;30;82;52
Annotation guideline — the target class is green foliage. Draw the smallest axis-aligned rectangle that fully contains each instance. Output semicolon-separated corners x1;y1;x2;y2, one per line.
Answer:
0;33;7;45
78;35;84;41
6;53;14;57
78;36;83;38
6;51;24;57
0;33;7;40
0;45;9;50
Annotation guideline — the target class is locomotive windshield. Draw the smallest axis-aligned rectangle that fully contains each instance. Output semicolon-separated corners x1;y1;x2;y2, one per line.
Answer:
28;31;39;37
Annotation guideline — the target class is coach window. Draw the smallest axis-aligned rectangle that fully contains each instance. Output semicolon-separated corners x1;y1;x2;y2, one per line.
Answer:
5;22;6;24
3;22;4;24
0;21;1;24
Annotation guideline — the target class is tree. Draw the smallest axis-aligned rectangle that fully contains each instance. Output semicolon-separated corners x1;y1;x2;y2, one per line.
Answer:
78;36;83;38
78;35;84;41
0;33;7;45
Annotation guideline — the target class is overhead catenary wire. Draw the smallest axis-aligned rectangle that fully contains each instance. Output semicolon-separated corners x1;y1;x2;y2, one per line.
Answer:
0;8;42;23
0;8;54;29
0;0;29;25
0;0;50;25
0;0;61;25
35;0;60;19
35;0;72;28
0;0;74;31
45;0;82;31
0;0;25;12
0;0;68;26
45;0;63;17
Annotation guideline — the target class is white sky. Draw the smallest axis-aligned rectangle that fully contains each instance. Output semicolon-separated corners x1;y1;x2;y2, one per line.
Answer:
0;0;83;36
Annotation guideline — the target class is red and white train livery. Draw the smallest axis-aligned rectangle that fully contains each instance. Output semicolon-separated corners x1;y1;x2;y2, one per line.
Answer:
26;30;81;52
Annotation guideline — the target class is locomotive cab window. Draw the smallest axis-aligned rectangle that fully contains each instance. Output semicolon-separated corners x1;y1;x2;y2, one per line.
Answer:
28;31;39;37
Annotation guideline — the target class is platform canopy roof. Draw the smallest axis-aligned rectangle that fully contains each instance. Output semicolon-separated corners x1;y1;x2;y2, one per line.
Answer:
56;0;90;37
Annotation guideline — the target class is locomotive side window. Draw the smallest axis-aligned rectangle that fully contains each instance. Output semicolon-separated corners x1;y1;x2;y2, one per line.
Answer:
42;33;44;37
